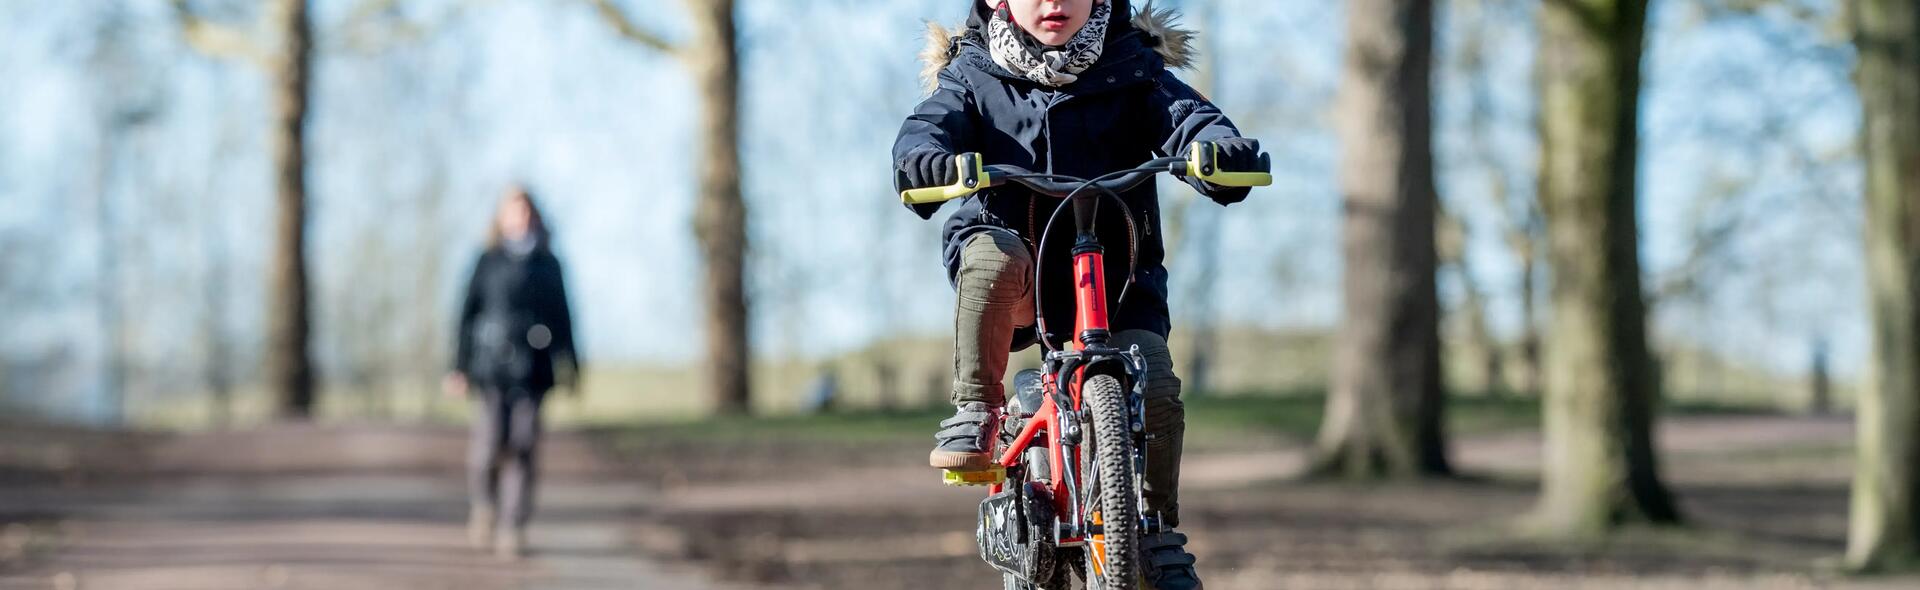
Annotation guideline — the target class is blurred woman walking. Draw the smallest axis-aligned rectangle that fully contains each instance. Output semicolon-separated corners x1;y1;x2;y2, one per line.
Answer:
443;185;580;560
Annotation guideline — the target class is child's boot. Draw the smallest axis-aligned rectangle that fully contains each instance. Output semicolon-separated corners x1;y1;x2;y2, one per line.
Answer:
1142;531;1204;590
929;401;1000;471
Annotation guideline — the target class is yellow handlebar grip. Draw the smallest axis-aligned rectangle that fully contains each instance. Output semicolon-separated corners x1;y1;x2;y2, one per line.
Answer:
1186;142;1273;188
1199;170;1273;187
901;184;978;204
901;153;991;205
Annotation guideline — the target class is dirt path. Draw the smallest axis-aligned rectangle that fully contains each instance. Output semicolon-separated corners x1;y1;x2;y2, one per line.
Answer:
622;414;1919;590
1;415;1899;590
0;424;767;590
650;414;1858;513
1180;413;1858;490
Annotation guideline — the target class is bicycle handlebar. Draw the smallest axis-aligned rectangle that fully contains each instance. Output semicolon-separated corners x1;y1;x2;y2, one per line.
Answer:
900;141;1273;205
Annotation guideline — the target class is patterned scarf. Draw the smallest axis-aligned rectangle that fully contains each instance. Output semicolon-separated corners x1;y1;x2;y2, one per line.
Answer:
987;1;1110;87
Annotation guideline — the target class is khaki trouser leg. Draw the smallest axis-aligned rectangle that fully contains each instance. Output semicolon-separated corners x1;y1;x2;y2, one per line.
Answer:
951;230;1034;407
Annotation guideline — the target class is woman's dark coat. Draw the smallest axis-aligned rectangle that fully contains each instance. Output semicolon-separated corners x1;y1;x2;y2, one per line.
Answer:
455;245;578;396
892;2;1251;343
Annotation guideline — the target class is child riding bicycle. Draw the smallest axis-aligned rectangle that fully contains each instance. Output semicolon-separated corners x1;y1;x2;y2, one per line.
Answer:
892;2;1262;588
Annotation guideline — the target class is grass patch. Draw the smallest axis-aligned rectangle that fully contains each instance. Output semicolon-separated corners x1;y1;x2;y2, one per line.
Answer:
588;391;1600;448
590;390;1789;450
1666;398;1793;416
1182;394;1326;440
588;406;954;444
1180;393;1547;446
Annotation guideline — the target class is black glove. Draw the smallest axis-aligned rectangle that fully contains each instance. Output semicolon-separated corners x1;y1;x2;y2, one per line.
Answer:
1211;138;1263;172
1191;138;1262;204
899;150;959;190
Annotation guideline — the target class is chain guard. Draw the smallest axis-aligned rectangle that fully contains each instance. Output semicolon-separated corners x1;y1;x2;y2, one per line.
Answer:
978;482;1058;583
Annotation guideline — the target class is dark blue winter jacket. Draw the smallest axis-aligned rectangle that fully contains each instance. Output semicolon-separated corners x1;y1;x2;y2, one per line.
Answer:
892;3;1251;343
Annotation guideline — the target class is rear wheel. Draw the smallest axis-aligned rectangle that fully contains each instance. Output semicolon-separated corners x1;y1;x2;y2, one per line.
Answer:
1082;374;1139;589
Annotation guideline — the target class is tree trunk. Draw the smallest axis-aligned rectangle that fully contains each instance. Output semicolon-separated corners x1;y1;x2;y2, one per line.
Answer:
91;5;136;427
686;0;750;415
1439;206;1507;397
1529;0;1679;535
1314;0;1450;479
1518;229;1542;396
1846;0;1920;572
203;204;233;430
1184;214;1220;397
267;0;315;420
874;359;897;412
95;120;126;426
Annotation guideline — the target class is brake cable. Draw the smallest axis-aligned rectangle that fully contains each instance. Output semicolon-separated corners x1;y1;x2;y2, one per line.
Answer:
1017;166;1156;352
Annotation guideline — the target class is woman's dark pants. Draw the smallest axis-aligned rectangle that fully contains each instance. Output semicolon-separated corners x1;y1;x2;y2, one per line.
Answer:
469;388;543;531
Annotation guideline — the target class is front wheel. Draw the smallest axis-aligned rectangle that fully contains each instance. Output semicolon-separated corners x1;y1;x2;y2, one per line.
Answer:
1082;374;1139;589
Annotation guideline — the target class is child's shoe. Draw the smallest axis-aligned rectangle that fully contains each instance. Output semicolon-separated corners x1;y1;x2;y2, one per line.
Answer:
929;401;999;471
1142;531;1204;590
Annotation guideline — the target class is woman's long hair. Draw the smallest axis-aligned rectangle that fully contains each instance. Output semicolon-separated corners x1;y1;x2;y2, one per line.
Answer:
484;185;552;251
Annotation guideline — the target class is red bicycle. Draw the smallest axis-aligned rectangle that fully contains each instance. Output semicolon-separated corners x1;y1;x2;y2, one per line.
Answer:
902;142;1271;590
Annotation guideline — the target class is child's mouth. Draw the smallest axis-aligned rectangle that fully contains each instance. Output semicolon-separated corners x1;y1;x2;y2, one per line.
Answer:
1039;12;1070;31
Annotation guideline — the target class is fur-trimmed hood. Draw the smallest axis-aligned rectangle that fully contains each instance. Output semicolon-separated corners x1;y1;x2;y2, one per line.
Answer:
920;2;1196;94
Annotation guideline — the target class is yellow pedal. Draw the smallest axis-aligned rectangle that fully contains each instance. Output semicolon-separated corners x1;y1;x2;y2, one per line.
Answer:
942;465;1006;487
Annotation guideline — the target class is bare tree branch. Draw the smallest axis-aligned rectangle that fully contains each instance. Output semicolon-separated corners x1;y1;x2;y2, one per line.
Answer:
169;0;272;68
1700;0;1829;29
341;0;413;51
589;0;680;55
340;0;497;54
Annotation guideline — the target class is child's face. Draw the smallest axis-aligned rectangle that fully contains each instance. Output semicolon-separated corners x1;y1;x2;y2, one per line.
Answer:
989;0;1105;47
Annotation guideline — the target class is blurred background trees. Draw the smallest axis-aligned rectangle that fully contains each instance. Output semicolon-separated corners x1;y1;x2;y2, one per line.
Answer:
0;0;1873;438
589;0;752;417
0;0;1903;560
1315;0;1450;479
0;1;1868;413
1529;0;1680;535
168;0;319;420
1845;0;1919;571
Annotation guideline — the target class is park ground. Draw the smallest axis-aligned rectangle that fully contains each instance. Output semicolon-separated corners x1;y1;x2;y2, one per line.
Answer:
6;395;1920;589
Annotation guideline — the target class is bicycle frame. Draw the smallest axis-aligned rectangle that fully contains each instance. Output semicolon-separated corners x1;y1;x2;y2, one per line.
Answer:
989;188;1147;580
908;142;1271;585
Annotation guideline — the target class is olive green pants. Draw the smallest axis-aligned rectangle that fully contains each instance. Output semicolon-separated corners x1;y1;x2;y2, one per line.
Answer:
951;230;1187;527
